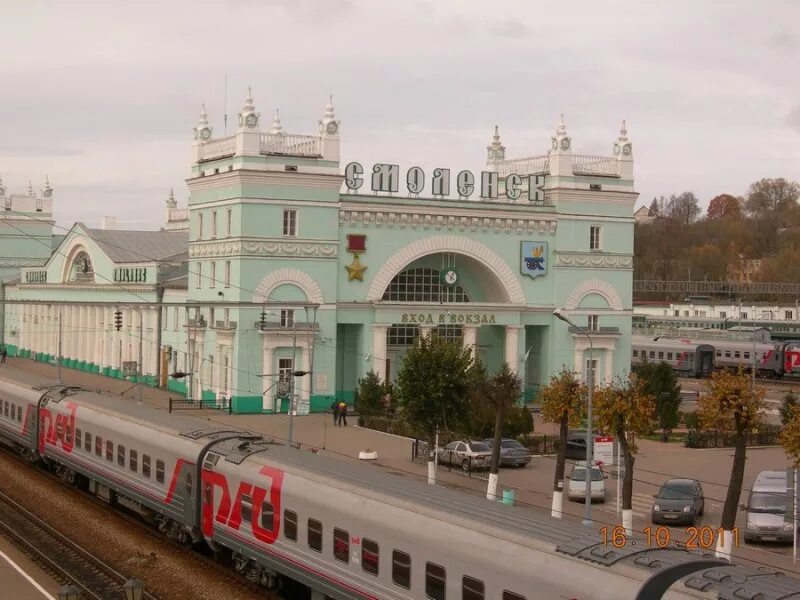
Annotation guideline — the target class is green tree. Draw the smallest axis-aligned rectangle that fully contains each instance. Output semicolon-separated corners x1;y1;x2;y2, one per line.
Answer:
636;361;681;438
396;335;474;484
355;370;388;416
780;390;799;426
697;368;764;559
482;363;524;500
593;374;656;534
461;360;533;439
540;368;586;518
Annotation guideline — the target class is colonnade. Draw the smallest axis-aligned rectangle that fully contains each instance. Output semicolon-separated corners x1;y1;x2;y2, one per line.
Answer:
15;304;160;380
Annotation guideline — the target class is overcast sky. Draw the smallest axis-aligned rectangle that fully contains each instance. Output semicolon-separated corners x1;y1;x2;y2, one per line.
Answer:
1;0;798;230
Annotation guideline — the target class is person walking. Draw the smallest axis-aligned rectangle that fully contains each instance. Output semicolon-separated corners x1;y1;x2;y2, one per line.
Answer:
337;401;348;427
1;346;7;364
330;399;339;426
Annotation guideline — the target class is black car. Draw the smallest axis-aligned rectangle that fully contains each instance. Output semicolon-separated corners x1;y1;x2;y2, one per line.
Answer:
651;478;705;525
564;433;589;460
483;438;532;467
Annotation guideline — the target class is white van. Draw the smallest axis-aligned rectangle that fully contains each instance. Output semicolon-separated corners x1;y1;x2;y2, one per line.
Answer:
742;470;793;543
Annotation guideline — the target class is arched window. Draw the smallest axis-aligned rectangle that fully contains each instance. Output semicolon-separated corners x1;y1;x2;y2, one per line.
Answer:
69;251;95;283
382;268;469;303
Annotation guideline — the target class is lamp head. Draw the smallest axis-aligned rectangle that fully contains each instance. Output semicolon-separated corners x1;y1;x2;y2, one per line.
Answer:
553;308;570;324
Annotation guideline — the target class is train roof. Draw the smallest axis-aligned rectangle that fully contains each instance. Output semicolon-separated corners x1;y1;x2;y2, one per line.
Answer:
632;336;714;351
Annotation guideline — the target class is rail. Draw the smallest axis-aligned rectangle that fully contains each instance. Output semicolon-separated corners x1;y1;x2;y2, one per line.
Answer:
168;397;232;414
0;488;158;600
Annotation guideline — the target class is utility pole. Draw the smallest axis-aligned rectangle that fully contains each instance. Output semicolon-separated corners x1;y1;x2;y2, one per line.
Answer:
131;307;144;405
55;304;63;385
288;322;298;445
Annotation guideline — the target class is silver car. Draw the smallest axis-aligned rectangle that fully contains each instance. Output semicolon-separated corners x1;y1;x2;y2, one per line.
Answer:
742;470;794;543
567;463;606;502
437;441;492;471
483;438;532;467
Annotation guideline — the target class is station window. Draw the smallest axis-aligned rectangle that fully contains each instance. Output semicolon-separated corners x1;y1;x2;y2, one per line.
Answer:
241;494;253;524
106;440;114;462
333;528;349;563
632;349;638;357
658;352;664;360
142;454;151;478
259;500;274;532
95;436;103;457
197;212;203;240
786;310;793;320
75;428;82;449
283;209;297;237
307;518;323;552
226;209;232;237
649;351;655;359
130;449;138;472
117;445;125;467
425;562;446;600
156;459;165;483
741;312;748;319
716;350;721;357
210;262;216;287
503;593;527;600
362;538;379;576
589;225;601;250
463;576;485;600
211;210;217;238
667;352;673;360
224;261;231;287
588;315;599;331
392;550;411;589
196;262;202;288
284;510;297;541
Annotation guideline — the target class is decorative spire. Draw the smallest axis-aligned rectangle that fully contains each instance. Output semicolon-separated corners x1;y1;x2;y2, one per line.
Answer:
270;109;284;135
486;124;506;163
167;188;177;209
319;94;340;136
619;119;628;141
193;104;212;141
42;176;53;199
27;180;34;196
551;113;572;153
613;119;632;158
324;94;335;121
237;87;260;130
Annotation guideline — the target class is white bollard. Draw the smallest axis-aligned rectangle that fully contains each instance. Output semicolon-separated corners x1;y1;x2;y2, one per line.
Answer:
622;509;633;536
486;472;499;500
551;490;563;518
427;460;436;485
715;529;734;561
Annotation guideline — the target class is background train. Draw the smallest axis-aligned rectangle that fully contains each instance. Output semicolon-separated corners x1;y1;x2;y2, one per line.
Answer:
632;335;800;378
1;373;798;599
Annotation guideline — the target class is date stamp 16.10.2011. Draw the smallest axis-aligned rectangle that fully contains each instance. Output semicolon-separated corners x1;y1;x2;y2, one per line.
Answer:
599;526;740;550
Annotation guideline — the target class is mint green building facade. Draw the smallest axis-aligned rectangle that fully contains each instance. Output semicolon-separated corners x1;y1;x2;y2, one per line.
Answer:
3;93;637;415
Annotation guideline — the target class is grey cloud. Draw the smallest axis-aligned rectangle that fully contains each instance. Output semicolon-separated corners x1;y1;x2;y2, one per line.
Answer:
488;19;531;38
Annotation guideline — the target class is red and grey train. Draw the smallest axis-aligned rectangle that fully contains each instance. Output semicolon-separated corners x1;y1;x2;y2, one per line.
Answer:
0;374;798;599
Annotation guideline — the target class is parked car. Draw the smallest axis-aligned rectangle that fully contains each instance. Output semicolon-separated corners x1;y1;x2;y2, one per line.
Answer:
437;441;492;471
564;433;589;460
742;470;794;543
651;478;705;525
483;438;532;467
567;462;606;502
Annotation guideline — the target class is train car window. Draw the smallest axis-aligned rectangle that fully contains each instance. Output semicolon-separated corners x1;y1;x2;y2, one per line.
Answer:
118;445;125;467
17;405;21;422
462;576;485;600
734;351;740;359
725;351;731;358
185;470;193;494
56;420;63;440
65;426;72;444
142;454;151;478
95;436;103;457
156;459;165;483
425;562;446;600
632;349;638;357
85;432;91;451
716;350;721;357
130;449;138;472
259;501;274;532
392;550;411;589
744;352;750;359
241;494;253;524
283;510;297;541
3;401;8;416
106;440;114;462
502;592;526;600
362;538;379;576
333;528;349;563
307;518;323;552
75;428;82;449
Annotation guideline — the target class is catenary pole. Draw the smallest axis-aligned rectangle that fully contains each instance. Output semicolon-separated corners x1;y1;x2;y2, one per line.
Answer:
55;305;63;385
287;321;298;445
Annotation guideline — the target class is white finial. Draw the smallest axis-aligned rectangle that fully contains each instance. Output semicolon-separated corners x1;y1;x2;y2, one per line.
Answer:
620;119;627;138
324;94;335;120
44;175;51;189
27;180;34;196
556;113;567;136
492;124;501;144
197;104;209;128
167;188;176;208
270;109;284;135
243;87;255;113
487;124;506;162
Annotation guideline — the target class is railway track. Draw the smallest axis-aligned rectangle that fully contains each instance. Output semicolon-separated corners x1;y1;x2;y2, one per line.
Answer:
0;487;157;600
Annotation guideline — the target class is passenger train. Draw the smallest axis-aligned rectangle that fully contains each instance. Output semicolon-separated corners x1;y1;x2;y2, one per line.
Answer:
0;374;798;599
632;335;800;378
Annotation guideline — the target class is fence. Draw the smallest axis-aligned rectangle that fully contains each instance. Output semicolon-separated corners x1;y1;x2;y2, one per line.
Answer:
168;397;232;414
684;425;781;448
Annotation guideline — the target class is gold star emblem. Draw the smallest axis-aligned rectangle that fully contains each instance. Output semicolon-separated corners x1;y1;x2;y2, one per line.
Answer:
345;254;367;281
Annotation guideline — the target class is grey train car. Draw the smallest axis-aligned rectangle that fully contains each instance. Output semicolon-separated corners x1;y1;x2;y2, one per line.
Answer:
710;339;784;377
631;335;714;377
2;373;800;599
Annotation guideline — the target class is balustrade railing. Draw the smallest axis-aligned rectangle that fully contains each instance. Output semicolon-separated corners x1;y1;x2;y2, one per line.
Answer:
198;136;236;161
572;154;619;176
260;133;322;157
493;155;549;177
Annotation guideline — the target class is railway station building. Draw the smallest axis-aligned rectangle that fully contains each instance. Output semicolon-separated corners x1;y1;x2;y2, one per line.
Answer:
0;91;637;413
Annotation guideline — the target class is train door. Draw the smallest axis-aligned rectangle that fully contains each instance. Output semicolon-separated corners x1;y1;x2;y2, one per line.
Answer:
699;348;714;376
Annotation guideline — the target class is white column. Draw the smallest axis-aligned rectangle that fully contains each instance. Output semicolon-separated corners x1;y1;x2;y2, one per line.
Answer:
574;346;583;380
419;325;434;338
78;305;87;363
48;306;56;357
31;306;39;355
262;343;274;411
86;306;96;366
504;325;522;373
149;307;158;378
371;325;388;380
604;348;613;384
463;326;477;357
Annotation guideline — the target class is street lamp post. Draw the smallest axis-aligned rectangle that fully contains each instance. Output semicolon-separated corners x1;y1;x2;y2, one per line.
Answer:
554;308;594;527
123;577;145;600
57;584;80;600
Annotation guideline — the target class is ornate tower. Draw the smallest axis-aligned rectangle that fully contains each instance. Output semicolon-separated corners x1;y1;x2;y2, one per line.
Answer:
486;125;506;169
548;114;573;177
319;95;340;162
613;120;634;179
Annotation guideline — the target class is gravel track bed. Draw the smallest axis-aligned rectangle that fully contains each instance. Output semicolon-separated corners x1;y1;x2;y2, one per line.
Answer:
0;451;274;600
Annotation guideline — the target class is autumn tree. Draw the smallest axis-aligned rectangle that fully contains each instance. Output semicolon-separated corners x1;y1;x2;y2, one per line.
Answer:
665;191;701;225
540;368;586;518
706;194;742;220
593;374;656;534
396;335;474;485
779;411;800;469
697;369;764;559
745;178;800;222
479;363;524;500
780;390;799;426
